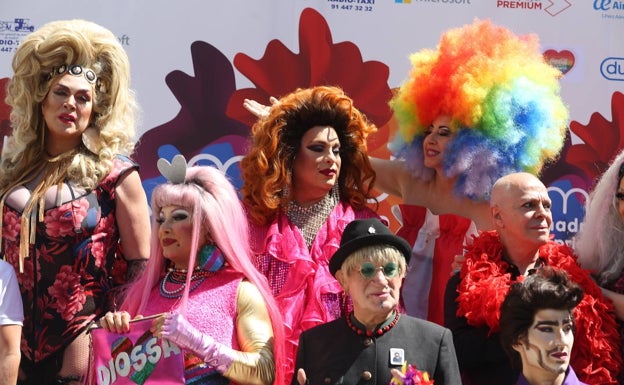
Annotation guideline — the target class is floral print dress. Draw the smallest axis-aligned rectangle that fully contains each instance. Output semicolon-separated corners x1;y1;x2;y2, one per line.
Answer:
0;156;136;366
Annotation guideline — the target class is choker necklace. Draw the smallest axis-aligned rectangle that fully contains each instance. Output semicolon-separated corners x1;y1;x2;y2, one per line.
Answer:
346;311;400;337
159;267;216;299
286;185;339;248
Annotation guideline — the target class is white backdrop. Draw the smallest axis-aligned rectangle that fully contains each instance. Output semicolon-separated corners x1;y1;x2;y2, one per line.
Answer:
1;0;623;241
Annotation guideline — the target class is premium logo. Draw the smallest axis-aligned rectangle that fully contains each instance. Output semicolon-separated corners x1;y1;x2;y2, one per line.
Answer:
496;0;572;17
545;0;572;15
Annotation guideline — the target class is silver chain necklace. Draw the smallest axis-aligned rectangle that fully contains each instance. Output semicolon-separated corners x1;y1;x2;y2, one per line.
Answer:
286;186;339;248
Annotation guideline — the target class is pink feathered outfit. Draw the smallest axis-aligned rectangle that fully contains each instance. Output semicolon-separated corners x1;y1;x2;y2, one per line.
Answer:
249;201;379;379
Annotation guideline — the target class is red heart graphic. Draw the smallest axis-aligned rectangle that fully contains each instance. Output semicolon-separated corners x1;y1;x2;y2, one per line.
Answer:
543;49;575;75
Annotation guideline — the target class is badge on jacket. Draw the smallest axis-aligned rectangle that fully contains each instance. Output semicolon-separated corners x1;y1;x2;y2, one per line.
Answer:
390;348;405;366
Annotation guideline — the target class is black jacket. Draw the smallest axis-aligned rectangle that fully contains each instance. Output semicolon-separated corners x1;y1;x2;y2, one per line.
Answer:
293;314;461;385
444;272;520;385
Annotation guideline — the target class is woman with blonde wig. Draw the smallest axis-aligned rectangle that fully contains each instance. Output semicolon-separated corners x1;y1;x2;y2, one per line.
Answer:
0;19;150;384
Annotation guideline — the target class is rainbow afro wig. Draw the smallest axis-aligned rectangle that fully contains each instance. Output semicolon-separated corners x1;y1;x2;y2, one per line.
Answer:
390;19;569;201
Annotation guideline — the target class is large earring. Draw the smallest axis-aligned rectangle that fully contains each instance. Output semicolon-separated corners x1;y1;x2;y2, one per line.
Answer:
82;126;102;153
198;244;225;272
281;169;292;199
39;120;46;150
331;183;340;202
281;183;291;199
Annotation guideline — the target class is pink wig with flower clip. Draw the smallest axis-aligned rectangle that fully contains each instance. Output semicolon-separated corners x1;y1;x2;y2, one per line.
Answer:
120;165;285;385
390;19;569;201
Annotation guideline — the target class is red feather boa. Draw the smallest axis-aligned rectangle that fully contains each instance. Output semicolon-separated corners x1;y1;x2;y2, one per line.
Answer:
456;231;622;385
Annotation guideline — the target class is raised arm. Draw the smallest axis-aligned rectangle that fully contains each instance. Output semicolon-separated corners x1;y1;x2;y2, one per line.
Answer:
243;97;279;119
369;156;429;206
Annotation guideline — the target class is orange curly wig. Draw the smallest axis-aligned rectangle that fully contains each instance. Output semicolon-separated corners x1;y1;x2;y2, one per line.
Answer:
241;86;377;226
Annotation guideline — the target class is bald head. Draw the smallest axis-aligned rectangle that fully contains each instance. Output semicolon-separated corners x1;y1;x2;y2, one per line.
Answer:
489;172;552;258
490;173;546;209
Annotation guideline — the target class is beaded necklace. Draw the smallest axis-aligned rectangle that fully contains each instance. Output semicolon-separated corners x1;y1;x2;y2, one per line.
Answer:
159;267;216;299
286;185;339;248
346;310;400;337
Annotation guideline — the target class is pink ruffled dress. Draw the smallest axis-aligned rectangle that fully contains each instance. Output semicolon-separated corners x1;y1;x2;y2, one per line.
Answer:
249;201;379;378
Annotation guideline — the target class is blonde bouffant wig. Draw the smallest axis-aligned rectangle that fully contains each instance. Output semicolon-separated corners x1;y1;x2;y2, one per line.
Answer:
1;19;138;191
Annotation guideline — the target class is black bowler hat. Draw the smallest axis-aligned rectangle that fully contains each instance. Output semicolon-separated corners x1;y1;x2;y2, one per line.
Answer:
329;218;412;276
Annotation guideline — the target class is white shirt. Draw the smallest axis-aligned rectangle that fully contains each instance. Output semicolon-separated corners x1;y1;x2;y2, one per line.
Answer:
0;259;23;326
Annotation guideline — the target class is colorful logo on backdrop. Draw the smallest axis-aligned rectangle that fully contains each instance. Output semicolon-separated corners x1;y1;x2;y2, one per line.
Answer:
544;49;575;75
548;180;587;247
593;0;624;12
0;18;35;54
592;1;624;22
91;316;185;385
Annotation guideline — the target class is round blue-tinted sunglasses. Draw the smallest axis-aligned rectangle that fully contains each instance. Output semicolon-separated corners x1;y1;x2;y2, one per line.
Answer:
359;262;399;279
